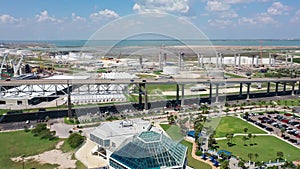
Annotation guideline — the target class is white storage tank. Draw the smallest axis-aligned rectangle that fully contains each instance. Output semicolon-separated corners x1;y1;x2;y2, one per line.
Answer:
163;66;180;75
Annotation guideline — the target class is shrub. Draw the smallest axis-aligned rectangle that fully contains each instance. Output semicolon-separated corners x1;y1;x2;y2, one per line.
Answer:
195;150;202;156
67;133;85;148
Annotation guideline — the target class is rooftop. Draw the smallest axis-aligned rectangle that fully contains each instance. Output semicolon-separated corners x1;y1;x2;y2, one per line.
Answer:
110;131;187;169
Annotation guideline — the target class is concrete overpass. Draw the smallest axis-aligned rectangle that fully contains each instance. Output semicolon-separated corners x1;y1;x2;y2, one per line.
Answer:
1;77;300;109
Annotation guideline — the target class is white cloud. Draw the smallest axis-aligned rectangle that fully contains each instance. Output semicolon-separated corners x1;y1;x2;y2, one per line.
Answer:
90;9;119;21
36;10;62;23
0;14;18;24
206;1;231;12
238;17;257;24
71;13;86;22
219;10;238;18
256;13;277;24
133;0;190;14
208;19;233;28
238;13;276;25
267;2;289;15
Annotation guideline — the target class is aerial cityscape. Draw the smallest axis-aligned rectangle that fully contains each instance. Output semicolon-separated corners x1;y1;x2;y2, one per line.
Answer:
0;1;300;169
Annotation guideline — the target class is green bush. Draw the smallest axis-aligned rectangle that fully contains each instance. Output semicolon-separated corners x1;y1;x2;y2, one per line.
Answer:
196;150;202;156
67;133;85;148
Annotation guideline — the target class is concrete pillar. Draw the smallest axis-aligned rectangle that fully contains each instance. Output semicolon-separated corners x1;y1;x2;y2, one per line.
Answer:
159;52;162;69
179;52;184;70
181;84;185;106
67;80;72;118
269;53;272;66
275;82;279;96
139;56;143;69
234;54;237;67
139;83;143;109
176;84;180;104
273;56;276;67
283;82;286;93
144;83;148;110
164;53;167;66
197;53;201;67
252;55;255;67
239;83;243;97
246;83;251;100
256;55;259;67
298;81;300;94
238;54;241;67
216;53;219;68
220;53;224;68
201;54;204;68
285;54;288;66
215;84;219;103
291;55;294;66
292;82;295;95
209;83;212;103
267;82;270;95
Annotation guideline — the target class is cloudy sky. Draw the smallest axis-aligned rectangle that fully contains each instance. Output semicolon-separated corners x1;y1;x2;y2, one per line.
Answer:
0;0;300;40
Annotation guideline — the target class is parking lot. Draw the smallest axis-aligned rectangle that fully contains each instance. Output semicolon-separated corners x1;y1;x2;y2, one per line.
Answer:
244;112;300;147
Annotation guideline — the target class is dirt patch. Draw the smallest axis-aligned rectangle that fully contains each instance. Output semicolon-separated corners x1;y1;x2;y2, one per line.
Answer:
11;141;76;169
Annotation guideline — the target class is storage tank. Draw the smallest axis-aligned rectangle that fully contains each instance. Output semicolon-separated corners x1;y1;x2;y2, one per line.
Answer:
163;66;180;75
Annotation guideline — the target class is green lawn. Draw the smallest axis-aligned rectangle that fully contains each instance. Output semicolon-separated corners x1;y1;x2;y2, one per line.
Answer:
160;124;212;169
181;140;211;169
0;130;59;169
160;124;184;141
215;116;267;138
216;136;300;162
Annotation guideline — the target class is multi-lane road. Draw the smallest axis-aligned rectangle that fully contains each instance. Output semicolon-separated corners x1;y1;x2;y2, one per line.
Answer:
1;77;300;86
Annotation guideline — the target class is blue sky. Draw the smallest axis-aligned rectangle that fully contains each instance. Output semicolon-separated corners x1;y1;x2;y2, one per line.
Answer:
0;0;300;40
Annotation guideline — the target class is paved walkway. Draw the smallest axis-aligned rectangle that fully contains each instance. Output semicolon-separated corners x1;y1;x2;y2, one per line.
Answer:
184;138;219;169
215;133;271;140
75;139;107;168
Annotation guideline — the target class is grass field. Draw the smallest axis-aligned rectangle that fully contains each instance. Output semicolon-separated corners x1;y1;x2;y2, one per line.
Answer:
215;116;267;138
160;124;212;169
0;130;59;169
216;136;300;162
160;124;184;141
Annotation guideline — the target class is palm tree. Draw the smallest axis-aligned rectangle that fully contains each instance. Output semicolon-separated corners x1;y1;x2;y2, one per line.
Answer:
248;153;253;162
254;153;259;161
248;133;252;145
277;152;284;160
253;134;256;144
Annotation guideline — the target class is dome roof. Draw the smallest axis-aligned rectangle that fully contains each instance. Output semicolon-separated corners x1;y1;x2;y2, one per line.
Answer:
110;131;187;169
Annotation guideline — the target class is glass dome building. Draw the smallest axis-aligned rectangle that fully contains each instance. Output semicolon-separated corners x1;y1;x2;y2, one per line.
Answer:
109;131;188;169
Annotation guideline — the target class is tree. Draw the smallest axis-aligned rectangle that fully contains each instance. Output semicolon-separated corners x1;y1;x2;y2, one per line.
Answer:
67;133;85;148
248;133;252;144
244;128;248;133
254;153;259;161
280;128;286;137
253;134;256;144
220;160;229;169
276;152;284;160
248;153;253;162
242;136;247;146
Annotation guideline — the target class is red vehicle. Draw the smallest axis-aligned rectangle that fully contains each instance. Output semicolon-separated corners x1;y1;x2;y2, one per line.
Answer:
281;119;289;123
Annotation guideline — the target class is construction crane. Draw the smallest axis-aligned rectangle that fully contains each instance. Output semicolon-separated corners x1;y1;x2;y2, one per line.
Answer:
0;53;9;80
13;53;25;76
